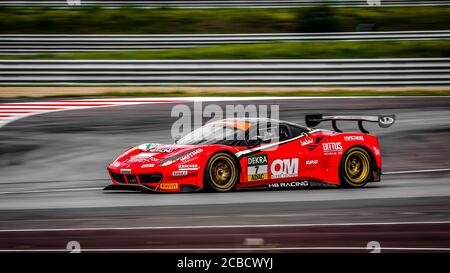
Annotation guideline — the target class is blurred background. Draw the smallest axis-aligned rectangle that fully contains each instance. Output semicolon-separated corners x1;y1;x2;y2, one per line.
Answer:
0;0;449;89
0;0;449;253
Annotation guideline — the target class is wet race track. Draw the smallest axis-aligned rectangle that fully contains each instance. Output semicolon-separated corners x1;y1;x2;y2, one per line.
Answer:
0;96;449;252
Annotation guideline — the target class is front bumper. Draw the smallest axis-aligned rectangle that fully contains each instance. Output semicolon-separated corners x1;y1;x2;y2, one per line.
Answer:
104;175;202;193
106;159;203;192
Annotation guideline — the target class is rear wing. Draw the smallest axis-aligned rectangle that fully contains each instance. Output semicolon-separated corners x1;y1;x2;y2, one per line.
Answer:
305;114;395;133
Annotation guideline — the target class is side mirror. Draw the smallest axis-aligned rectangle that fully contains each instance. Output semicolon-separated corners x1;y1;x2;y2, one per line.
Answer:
174;135;182;144
247;136;263;147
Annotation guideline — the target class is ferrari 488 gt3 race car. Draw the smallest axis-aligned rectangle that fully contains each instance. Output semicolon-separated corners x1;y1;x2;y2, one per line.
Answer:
104;114;395;193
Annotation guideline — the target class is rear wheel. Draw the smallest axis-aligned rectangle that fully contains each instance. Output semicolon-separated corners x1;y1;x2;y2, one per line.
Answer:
339;147;372;188
204;153;239;192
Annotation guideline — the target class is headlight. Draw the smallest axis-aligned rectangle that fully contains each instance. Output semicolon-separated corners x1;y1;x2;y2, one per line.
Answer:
159;152;188;167
160;158;177;166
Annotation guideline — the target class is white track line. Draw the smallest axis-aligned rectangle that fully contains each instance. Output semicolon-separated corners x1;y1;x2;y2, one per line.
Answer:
383;168;450;175
0;247;449;252
0;167;448;195
0;96;448;128
0;98;188;128
0;220;448;233
0;187;103;195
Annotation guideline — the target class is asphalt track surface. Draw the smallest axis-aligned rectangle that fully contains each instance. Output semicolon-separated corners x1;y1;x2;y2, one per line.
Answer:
0;96;449;252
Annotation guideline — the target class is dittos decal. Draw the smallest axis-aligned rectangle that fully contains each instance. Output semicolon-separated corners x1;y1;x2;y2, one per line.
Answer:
247;154;268;181
322;142;343;156
270;158;299;179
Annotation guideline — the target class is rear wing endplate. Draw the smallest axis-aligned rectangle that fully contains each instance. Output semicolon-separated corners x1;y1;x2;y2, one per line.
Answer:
305;114;395;133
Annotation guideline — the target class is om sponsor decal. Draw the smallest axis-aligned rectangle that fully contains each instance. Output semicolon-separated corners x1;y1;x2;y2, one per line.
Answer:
270;158;299;179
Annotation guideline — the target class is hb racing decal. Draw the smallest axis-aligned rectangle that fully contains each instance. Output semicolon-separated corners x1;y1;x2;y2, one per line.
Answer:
247;154;268;181
322;142;343;156
269;181;309;188
270;158;299;179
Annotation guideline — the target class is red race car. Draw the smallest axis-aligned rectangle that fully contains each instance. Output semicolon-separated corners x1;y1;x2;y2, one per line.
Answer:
104;114;395;193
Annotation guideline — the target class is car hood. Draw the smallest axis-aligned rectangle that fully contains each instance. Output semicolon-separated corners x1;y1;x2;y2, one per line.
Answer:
120;143;205;164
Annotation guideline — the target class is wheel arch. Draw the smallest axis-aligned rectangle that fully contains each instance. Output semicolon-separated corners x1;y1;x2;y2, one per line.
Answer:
208;150;242;174
201;150;242;191
340;144;380;183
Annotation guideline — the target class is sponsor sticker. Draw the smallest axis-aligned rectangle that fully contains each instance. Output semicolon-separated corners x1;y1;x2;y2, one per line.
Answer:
269;181;309;188
179;148;203;163
247;154;268;181
172;170;188;176
379;116;395;126
159;183;179;190
120;168;132;174
344;136;364;141
138;143;160;151
300;138;314;146
135;152;158;158
141;163;155;168
178;164;199;171
305;159;318;165
270;158;299;179
111;161;120;167
373;146;380;156
150;145;176;153
322;142;343;156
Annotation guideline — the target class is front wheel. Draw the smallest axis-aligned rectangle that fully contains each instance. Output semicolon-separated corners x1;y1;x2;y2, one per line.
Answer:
339;147;372;188
204;152;239;192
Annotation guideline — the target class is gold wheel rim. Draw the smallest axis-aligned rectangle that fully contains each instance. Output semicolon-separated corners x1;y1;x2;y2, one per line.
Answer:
209;155;237;190
344;150;370;186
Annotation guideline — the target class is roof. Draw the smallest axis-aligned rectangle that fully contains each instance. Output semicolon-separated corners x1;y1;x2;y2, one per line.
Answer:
214;118;311;131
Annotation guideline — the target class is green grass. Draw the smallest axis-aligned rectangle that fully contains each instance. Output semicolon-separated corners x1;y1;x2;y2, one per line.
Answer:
2;87;450;99
2;40;449;59
0;6;449;34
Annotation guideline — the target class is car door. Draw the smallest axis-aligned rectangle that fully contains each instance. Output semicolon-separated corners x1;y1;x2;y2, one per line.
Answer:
265;123;304;183
241;123;306;185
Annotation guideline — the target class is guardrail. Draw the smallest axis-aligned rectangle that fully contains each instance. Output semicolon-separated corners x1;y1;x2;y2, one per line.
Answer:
1;58;449;86
2;31;450;53
0;0;449;8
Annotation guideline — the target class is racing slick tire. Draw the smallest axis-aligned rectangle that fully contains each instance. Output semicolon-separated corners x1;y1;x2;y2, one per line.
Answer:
204;152;239;192
339;147;372;188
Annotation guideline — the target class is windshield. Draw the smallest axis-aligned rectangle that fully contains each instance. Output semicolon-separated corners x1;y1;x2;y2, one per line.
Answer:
176;122;248;146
